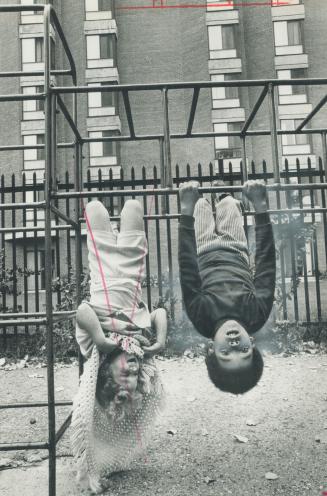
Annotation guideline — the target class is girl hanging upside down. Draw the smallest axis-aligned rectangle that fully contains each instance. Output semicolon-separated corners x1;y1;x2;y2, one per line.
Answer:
71;199;167;494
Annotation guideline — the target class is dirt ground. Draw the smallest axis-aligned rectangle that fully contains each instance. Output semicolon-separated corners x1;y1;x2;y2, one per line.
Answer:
0;353;327;496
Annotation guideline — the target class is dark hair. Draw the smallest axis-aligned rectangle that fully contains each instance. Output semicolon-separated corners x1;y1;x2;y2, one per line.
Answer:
205;347;264;394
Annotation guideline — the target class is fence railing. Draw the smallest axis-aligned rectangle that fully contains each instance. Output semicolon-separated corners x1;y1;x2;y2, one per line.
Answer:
1;158;327;351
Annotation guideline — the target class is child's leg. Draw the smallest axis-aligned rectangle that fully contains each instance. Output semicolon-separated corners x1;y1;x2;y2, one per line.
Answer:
120;199;144;233
116;199;148;295
215;196;249;259
194;198;219;255
84;200;114;233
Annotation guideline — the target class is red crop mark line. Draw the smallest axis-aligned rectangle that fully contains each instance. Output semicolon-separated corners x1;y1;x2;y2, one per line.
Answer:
117;1;289;10
82;191;156;460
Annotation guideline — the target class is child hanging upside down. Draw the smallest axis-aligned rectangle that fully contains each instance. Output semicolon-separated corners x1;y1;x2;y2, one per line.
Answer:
71;199;167;494
178;180;276;394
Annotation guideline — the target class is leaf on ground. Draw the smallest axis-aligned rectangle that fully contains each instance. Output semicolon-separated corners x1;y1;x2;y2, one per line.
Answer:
167;429;177;436
204;476;216;484
265;472;278;480
246;419;257;426
315;433;327;443
27;454;43;463
55;386;64;393
0;458;14;469
233;434;249;443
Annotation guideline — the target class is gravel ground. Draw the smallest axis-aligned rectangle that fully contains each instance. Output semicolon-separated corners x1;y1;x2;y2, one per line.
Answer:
0;354;327;496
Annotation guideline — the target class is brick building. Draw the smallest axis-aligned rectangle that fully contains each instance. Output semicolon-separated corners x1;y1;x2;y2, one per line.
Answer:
0;0;326;321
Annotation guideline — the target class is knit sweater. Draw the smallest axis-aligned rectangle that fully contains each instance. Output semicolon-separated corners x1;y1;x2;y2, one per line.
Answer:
178;213;276;339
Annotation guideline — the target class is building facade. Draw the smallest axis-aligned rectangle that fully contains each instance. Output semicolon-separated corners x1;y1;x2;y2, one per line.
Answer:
0;0;326;321
0;0;326;181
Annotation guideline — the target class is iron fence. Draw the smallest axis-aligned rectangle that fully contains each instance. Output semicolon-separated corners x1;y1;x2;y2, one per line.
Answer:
1;158;327;353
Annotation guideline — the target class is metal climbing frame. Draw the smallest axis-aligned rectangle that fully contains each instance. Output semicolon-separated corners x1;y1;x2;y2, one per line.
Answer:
0;4;327;496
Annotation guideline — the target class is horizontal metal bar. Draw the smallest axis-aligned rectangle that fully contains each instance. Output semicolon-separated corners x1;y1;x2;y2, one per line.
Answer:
0;224;72;234
0;4;44;12
0;93;44;103
0;311;75;320
81;128;327;145
0;201;45;210
55;412;72;444
50;204;78;228
0;142;74;152
296;95;327;132
53;182;327;200
241;85;268;136
0;70;72;78
0;442;48;452
56;94;82;143
0;318;47;327
83;134;163;143
0;401;73;410
53;78;327;95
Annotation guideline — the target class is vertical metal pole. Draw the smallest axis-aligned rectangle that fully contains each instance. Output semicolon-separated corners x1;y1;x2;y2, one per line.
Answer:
162;88;172;188
51;93;57;182
44;6;56;496
268;83;280;187
241;135;248;183
75;142;83;377
321;132;327;183
159;137;166;214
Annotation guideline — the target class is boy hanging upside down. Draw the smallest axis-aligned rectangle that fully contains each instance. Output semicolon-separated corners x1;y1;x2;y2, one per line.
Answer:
178;180;276;394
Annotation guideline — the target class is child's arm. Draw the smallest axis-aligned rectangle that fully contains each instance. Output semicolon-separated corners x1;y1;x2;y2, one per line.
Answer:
76;302;119;354
143;307;167;356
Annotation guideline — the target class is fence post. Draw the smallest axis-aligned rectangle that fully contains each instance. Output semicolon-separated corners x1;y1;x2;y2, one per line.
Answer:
321;132;327;183
241;135;248;183
268;83;280;186
162;88;172;188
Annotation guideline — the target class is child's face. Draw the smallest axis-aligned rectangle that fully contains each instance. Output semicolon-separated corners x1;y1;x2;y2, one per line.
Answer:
212;320;254;372
108;352;140;393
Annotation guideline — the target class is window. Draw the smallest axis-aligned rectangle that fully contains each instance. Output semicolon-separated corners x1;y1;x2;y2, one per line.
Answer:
86;34;116;65
277;69;306;100
208;25;236;52
274;21;303;54
211;74;239;101
23;85;44;114
98;0;112;10
37;134;45;160
23;135;46;163
214;122;242;159
221;26;235;50
35;38;43;63
101;83;116;107
88;83;117;114
33;0;44;14
89;130;117;158
99;34;114;59
287;21;302;46
102;130;116;156
281;119;308;146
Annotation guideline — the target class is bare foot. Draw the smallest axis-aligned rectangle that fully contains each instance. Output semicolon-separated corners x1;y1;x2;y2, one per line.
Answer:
179;181;201;216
